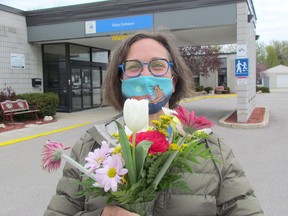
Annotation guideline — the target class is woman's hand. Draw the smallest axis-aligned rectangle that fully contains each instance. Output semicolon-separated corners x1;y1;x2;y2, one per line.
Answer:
101;206;140;216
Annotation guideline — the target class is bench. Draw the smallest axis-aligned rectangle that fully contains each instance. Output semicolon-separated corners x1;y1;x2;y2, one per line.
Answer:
0;99;40;123
215;86;227;94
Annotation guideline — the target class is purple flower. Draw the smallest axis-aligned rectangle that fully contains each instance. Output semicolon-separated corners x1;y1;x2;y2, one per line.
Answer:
95;154;128;192
84;141;113;173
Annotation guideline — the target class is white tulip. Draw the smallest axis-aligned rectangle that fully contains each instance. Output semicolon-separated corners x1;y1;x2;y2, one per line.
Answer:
123;99;149;133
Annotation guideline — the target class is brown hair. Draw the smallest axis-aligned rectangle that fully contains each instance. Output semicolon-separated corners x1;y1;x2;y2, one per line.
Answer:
102;30;194;111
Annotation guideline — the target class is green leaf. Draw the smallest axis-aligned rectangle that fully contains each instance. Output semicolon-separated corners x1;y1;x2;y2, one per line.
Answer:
147;153;169;184
153;136;186;187
115;121;136;185
135;140;153;180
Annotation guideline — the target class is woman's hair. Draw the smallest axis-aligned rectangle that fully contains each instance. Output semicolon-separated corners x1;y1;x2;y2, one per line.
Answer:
102;30;194;111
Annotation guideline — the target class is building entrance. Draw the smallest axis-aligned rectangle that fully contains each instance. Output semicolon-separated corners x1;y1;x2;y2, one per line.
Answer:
70;62;102;111
42;43;108;112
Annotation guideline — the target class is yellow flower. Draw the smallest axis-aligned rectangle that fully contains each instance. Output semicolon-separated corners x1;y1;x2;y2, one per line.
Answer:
112;133;120;142
121;175;127;184
160;115;172;122
151;120;161;127
169;143;181;151
160;124;169;130
112;132;119;138
112;145;122;155
181;144;188;151
159;129;168;137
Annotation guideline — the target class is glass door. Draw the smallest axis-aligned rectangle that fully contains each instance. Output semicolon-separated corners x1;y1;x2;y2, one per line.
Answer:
70;62;102;111
92;67;102;106
71;67;82;111
82;68;92;109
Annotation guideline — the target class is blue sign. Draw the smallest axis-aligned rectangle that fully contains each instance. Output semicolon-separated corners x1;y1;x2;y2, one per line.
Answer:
235;58;249;77
93;14;153;33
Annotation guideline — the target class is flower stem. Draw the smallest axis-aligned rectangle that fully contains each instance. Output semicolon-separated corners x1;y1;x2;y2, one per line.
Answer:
132;132;137;181
61;154;96;179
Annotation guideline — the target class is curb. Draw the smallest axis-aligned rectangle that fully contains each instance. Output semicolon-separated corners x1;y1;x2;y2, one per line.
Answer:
0;122;92;147
181;94;237;103
219;107;269;129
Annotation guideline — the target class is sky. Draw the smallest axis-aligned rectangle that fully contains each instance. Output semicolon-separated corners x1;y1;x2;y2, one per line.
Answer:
0;0;287;45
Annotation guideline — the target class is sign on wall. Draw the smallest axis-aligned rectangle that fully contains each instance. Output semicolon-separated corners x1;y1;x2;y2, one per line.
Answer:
11;53;25;69
235;58;249;77
236;44;247;58
237;77;248;85
85;14;153;34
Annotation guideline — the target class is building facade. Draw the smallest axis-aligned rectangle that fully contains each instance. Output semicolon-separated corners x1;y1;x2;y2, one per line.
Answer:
199;53;237;93
0;7;42;95
0;0;257;122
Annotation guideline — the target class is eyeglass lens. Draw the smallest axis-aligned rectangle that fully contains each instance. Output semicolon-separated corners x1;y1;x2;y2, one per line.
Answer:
124;59;169;77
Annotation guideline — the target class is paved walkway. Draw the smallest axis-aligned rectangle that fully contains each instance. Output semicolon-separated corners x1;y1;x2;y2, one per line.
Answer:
0;106;120;146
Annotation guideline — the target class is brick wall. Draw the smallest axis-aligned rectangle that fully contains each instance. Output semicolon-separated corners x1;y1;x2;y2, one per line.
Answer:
0;9;42;95
236;2;256;122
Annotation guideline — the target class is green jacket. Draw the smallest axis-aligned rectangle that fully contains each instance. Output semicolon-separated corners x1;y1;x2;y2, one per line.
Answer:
44;115;264;216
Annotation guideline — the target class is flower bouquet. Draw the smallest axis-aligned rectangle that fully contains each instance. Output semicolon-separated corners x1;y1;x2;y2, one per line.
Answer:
41;99;216;216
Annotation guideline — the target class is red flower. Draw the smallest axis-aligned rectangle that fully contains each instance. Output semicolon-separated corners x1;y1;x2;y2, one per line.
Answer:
174;106;213;133
130;130;169;155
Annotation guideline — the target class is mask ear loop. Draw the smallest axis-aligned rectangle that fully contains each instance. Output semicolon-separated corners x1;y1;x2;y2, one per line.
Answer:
171;76;178;93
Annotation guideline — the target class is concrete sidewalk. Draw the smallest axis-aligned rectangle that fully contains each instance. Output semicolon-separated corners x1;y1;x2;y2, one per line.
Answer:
0;106;120;146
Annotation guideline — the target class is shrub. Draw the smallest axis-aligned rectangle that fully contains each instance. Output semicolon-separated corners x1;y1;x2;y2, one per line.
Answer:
256;86;270;93
225;86;231;94
195;85;204;92
204;87;213;94
17;92;59;117
0;86;17;102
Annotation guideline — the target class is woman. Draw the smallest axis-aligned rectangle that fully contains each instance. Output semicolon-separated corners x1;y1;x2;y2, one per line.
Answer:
44;31;264;215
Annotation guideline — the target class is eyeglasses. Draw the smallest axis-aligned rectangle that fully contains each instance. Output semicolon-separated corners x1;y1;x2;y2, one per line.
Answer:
119;58;173;78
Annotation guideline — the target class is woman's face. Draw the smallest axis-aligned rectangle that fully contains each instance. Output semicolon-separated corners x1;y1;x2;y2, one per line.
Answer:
123;38;172;80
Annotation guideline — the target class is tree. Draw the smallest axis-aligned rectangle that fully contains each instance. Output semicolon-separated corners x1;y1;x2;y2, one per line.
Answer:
256;40;288;69
179;46;222;78
256;41;267;65
219;44;237;53
265;45;280;68
271;40;288;65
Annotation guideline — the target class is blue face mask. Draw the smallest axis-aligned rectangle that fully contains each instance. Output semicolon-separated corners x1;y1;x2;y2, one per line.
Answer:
122;76;173;114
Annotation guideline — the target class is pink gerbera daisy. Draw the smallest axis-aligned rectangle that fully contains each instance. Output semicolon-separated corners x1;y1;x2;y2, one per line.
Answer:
41;140;71;172
95;154;128;192
84;141;113;173
174;105;214;134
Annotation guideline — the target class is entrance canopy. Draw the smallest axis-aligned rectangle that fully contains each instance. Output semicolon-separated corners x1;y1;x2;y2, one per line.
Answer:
25;0;252;50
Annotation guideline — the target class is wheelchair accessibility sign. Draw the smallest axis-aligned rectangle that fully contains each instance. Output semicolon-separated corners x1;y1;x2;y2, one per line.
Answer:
235;58;249;77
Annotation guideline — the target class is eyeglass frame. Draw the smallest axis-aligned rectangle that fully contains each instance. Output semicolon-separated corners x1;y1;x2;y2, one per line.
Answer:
118;58;173;78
